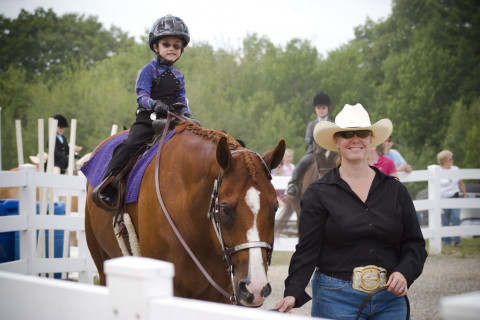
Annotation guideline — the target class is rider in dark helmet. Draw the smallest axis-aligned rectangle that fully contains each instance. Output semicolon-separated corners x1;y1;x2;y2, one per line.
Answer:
92;14;197;210
285;91;333;197
52;114;70;174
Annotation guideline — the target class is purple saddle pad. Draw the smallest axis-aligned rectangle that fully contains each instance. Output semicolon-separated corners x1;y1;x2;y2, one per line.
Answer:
81;130;175;203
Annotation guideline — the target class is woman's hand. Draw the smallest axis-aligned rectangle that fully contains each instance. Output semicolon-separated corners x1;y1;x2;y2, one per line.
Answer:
385;271;408;297
274;296;296;312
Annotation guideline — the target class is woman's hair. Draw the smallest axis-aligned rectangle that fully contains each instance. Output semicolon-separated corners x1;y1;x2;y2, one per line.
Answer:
376;142;385;155
335;154;342;167
437;150;453;165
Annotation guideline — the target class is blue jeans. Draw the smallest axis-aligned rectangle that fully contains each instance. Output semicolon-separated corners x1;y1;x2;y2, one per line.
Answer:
311;272;408;320
441;208;461;245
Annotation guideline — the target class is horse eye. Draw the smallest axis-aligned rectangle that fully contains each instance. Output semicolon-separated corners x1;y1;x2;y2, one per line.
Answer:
220;204;233;217
219;203;237;227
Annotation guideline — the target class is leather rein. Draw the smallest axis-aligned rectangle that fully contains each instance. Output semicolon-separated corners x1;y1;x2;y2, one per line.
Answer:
154;112;273;305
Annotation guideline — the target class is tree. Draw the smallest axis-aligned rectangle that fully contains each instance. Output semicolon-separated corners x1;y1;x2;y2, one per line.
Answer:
0;8;135;79
444;99;480;168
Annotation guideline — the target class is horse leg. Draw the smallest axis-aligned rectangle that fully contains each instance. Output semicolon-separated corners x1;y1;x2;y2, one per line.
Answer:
85;185;122;285
84;198;108;285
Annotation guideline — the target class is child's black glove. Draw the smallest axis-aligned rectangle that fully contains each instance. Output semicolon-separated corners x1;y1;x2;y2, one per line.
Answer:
153;100;170;118
171;103;185;113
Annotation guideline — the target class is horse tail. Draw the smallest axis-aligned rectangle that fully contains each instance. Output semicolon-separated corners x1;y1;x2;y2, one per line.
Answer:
274;197;296;235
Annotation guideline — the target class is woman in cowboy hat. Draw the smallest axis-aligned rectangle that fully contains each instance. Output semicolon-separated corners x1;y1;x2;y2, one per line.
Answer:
275;104;427;319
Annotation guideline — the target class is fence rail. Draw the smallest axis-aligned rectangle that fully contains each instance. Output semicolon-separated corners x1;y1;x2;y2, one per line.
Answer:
0;164;95;282
0;256;310;320
1;164;479;282
273;166;480;254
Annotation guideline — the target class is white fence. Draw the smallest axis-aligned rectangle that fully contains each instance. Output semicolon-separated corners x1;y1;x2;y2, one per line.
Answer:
0;164;479;319
0;164;95;283
273;166;480;254
0;256;311;320
1;165;479;282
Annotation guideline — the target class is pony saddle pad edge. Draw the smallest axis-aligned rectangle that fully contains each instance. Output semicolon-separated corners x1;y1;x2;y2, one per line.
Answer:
80;130;176;204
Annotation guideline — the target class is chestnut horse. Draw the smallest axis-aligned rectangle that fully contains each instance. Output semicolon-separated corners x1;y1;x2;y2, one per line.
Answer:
85;121;285;306
275;145;336;234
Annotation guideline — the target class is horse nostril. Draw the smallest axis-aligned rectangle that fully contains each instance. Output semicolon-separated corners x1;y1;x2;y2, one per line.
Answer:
261;283;272;298
238;281;254;304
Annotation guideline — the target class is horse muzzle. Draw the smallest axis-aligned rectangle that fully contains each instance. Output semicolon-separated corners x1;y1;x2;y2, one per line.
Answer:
236;280;272;307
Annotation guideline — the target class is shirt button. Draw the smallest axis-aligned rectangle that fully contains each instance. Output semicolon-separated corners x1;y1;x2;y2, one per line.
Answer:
365;208;369;211
369;223;373;227
370;249;374;253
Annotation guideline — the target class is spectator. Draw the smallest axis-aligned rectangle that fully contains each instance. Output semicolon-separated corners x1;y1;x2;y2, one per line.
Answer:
437;150;467;247
368;142;398;177
279;149;295;176
384;136;412;173
273;149;296;207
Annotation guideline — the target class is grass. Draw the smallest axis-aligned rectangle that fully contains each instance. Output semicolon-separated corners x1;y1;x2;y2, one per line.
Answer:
271;238;480;266
439;237;480;255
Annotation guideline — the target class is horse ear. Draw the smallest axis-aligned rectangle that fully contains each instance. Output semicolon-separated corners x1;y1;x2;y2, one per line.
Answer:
263;139;286;171
216;136;232;171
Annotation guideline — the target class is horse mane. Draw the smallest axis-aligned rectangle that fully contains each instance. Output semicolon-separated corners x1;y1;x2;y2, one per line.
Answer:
175;121;258;181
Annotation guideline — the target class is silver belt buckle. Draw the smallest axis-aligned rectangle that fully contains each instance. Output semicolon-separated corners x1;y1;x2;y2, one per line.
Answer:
352;265;387;293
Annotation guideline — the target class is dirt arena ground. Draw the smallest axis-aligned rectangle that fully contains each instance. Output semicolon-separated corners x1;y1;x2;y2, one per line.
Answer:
260;253;480;319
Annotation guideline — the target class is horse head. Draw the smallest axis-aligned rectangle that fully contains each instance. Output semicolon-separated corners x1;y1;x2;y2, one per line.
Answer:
212;136;285;306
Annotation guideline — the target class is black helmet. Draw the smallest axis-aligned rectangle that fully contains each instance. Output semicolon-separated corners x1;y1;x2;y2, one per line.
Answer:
53;114;69;128
149;14;190;51
313;91;332;108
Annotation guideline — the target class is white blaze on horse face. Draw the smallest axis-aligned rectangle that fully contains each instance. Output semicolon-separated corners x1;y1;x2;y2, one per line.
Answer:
244;187;268;297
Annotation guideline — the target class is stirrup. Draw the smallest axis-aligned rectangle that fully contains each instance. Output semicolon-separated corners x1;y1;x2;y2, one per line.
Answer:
91;175;118;212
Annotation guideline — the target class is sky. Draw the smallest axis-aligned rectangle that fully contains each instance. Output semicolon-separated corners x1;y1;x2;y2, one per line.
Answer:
1;0;392;56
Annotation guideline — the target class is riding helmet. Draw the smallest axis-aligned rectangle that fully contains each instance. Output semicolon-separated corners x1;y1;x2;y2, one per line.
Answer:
149;14;190;51
53;114;69;128
313;91;332;109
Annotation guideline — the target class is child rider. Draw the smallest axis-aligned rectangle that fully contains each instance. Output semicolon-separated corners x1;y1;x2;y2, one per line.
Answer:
92;14;197;210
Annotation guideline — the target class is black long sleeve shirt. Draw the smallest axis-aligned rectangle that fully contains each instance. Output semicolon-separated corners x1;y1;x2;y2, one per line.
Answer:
284;166;427;308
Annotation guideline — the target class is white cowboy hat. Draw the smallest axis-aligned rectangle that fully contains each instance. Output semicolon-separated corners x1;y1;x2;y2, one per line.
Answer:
29;152;48;164
313;103;392;151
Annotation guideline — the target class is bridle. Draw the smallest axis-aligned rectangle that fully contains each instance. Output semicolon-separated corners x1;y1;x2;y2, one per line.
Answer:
154;113;274;305
207;149;274;304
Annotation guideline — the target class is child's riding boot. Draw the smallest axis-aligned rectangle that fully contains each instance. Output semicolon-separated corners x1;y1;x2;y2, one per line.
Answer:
91;174;118;212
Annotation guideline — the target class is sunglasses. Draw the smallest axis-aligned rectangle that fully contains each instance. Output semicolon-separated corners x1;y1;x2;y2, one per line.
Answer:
334;130;372;139
161;42;183;50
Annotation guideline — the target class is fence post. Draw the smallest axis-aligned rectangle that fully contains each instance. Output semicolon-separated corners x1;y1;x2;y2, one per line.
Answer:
18;164;38;275
105;256;174;320
428;165;442;254
76;185;96;284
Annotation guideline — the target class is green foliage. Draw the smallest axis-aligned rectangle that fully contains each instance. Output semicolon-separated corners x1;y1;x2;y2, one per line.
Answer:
0;2;479;176
444;99;480;168
0;8;135;79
